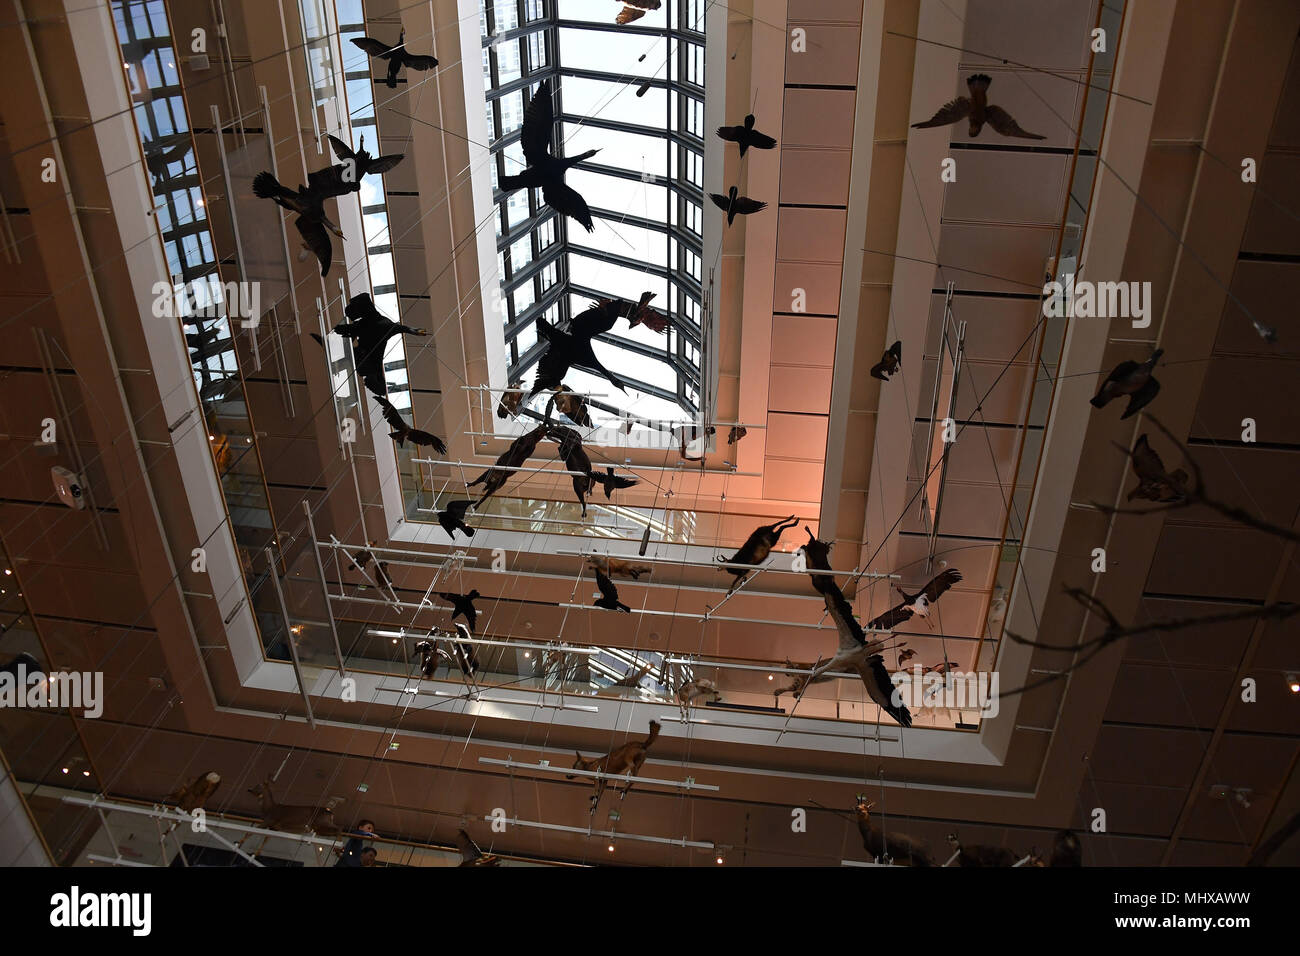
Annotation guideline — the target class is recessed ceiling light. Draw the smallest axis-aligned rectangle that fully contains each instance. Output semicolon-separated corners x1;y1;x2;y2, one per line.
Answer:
1288;674;1299;694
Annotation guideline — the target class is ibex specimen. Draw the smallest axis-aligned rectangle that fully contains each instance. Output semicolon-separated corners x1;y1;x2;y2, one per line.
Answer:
242;779;342;853
567;721;661;814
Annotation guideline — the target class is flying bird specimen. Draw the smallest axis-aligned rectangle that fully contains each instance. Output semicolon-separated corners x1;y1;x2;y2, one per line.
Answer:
866;568;963;631
252;172;343;276
308;133;403;198
436;499;475;539
715;114;777;156
450;623;480;677
347;543;380;575
568;720;661;813
547;424;637;516
870;340;902;381
709;185;767;226
350;29;438;89
466;423;549;505
717;515;799;593
912;73;1045;140
592;567;631;613
496;381;525;419
855;796;933;866
373;395;448;454
727;425;747;445
500;80;599;231
798;526;837;596
1090;348;1162;419
414;639;440;678
614;0;660;24
1125;434;1189;503
165;772;221;813
329;293;428;397
896;648;917;665
454;829;500;867
923;660;962;676
526;294;659;399
438;590;481;632
586;554;652;580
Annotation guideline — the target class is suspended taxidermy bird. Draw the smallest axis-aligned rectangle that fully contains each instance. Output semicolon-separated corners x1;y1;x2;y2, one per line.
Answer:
496;381;526;419
308;133;404;198
372;395;448;454
252;172;343;276
1125;434;1189;503
455;828;500;866
414;639;440;678
450;622;480;677
614;0;661;25
547;424;637;516
327;293;428;398
870;340;902;381
500;80;599;231
710;185;767;226
799;585;906;728
466;424;549;506
867;568;963;631
165;772;221;813
350;29;439;89
438;590;481;632
912;74;1045;140
716;113;777;157
436;499;475;540
727;425;747;445
592;567;631;612
718;515;799;593
526;294;659;399
855;796;933;866
1090;348;1162;419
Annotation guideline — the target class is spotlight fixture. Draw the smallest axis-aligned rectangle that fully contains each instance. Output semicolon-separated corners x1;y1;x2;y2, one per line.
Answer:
4;569;10;575
767;674;774;681
607;842;615;853
1288;673;1299;694
61;767;69;774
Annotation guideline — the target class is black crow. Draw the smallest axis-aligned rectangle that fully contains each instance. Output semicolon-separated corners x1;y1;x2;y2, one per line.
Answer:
709;185;767;226
499;80;599;231
252;172;343;276
351;29;438;89
716;114;777;156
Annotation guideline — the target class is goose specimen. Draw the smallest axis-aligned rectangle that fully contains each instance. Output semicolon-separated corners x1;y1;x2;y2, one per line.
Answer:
717;515;798;593
547;424;637;516
308;133;404;198
870;340;902;381
526;294;659;399
716;113;777;156
866;568;963;631
912;73;1045;140
373;395;448;454
436;499;475;539
500;80;598;231
709;185;767;226
454;829;500;867
252;172;343;276
614;0;660;24
466;423;549;506
350;29;438;89
438;590;481;632
1125;434;1189;503
1090;348;1162;419
855;796;933;866
592;568;631;612
329;293;428;398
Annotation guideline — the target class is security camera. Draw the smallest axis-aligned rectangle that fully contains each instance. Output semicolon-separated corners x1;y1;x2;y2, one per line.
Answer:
51;466;86;511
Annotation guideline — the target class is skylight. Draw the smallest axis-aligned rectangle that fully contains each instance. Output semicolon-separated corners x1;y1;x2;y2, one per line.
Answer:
479;0;707;429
